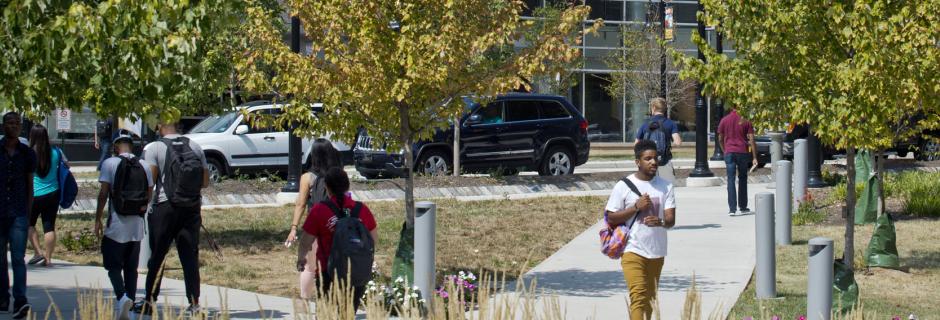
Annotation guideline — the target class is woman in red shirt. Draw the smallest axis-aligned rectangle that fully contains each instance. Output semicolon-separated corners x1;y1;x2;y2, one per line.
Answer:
298;167;378;310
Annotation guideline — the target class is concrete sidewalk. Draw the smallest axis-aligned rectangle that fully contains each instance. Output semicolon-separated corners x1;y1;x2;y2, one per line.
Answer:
19;260;300;319
523;183;767;319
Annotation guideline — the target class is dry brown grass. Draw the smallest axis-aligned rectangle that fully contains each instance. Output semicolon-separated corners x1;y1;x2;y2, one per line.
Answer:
55;196;604;299
730;219;940;318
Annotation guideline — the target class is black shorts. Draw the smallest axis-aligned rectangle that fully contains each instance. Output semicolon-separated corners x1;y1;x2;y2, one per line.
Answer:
29;191;60;233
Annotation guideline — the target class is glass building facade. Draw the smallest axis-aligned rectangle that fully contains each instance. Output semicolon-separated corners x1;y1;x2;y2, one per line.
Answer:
524;0;734;143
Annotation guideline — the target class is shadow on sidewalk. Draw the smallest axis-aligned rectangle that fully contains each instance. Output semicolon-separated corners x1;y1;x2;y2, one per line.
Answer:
523;269;626;298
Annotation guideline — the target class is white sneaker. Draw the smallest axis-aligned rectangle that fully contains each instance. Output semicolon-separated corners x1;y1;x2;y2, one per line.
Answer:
117;295;133;320
728;211;738;216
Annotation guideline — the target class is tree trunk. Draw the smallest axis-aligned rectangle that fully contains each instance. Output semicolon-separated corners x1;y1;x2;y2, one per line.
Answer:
844;147;857;271
876;149;885;216
399;103;416;228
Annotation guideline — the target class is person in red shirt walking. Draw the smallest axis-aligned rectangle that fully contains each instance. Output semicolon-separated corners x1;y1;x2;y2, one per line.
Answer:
717;109;758;216
298;167;378;310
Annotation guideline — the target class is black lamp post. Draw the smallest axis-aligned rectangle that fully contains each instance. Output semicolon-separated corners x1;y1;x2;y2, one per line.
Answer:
807;128;827;188
659;1;667;102
690;1;714;178
710;30;725;161
282;16;303;193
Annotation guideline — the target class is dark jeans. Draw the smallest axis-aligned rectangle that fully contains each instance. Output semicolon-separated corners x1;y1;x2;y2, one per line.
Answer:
97;141;112;171
0;215;28;307
317;272;366;311
724;153;751;212
144;202;201;304
102;237;140;301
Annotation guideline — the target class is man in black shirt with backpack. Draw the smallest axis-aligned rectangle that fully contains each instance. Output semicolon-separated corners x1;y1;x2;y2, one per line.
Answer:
95;131;154;320
135;121;209;316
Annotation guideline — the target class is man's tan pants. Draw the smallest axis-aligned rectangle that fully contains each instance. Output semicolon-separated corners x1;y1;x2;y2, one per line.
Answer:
621;252;665;320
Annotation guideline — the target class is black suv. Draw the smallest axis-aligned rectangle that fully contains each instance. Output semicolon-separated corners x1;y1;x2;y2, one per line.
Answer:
353;93;591;179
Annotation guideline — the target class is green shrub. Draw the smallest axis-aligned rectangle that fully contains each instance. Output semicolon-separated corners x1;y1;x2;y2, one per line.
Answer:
61;229;99;252
895;171;940;217
822;169;845;185
793;199;826;226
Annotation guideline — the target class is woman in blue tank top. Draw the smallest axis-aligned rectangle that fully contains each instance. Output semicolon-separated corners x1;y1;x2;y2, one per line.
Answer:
27;125;67;266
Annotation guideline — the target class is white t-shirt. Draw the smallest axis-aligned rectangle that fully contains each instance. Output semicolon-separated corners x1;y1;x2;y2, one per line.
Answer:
605;174;676;259
99;153;154;243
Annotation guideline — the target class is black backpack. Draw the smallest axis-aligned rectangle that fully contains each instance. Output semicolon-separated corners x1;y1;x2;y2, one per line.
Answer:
642;119;673;164
159;137;204;207
306;174;328;209
322;200;374;287
111;156;150;217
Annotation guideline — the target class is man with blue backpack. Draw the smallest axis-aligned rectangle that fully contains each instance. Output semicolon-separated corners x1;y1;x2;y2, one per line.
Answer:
635;98;682;183
135;121;209;317
95;131;154;320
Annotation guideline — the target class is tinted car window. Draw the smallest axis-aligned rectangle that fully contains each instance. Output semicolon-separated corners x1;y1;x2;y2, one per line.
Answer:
504;100;540;122
540;101;571;119
473;102;504;124
247;109;278;134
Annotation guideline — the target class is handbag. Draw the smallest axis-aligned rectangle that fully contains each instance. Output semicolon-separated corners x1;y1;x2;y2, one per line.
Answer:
56;148;78;209
599;177;643;259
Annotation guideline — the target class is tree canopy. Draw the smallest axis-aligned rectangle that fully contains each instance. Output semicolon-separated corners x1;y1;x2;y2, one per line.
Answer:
0;0;249;121
674;0;940;150
237;0;600;149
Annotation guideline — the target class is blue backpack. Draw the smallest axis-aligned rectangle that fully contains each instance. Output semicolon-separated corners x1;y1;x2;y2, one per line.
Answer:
55;148;78;209
642;119;673;164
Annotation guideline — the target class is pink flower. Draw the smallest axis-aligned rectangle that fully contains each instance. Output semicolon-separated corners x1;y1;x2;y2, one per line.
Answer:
772;316;780;320
798;316;806;320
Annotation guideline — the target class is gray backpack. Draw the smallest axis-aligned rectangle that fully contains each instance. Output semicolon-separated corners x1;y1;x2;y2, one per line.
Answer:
321;200;374;287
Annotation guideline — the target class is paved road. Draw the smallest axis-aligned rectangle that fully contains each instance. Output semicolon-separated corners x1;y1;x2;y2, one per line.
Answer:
520;184;766;319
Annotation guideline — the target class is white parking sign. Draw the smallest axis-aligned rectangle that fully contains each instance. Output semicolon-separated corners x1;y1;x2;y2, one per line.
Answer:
56;109;71;132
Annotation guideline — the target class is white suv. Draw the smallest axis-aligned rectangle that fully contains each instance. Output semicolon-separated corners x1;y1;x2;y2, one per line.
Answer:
185;101;350;182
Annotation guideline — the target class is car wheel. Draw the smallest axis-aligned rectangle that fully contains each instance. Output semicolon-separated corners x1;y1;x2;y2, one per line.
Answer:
917;139;940;161
206;157;225;183
416;149;451;176
539;146;575;176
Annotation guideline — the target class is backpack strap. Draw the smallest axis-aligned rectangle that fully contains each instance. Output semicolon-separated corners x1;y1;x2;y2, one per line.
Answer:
350;202;363;218
620;177;642;196
320;200;346;218
619;177;642;229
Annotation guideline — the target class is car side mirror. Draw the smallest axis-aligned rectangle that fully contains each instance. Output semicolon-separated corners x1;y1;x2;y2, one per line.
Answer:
235;124;249;135
465;114;482;126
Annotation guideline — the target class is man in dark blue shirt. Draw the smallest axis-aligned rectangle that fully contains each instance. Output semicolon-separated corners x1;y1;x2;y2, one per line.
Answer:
0;112;35;318
635;98;682;182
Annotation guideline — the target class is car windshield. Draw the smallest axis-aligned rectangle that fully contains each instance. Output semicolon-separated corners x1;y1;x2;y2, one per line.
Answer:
189;111;239;134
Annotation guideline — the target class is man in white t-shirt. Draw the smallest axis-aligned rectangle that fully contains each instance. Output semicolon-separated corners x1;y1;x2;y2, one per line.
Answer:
94;132;154;320
605;140;676;320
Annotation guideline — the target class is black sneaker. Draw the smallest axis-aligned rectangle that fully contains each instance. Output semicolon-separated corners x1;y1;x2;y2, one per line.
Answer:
132;300;155;316
12;303;30;319
0;299;8;313
739;208;752;214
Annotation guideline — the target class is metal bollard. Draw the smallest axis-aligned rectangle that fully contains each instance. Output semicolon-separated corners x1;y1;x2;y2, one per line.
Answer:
793;139;808;205
808;237;834;320
768;132;785;189
755;192;776;299
415;202;437;304
775;160;793;245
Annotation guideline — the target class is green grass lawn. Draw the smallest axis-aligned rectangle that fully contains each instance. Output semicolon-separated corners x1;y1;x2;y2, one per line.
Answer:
729;220;940;319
